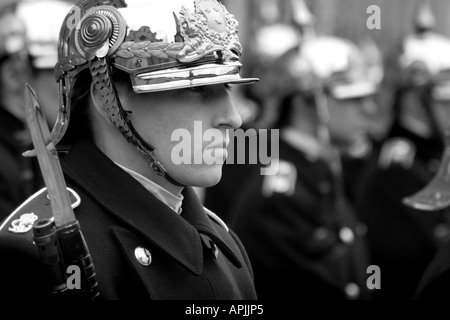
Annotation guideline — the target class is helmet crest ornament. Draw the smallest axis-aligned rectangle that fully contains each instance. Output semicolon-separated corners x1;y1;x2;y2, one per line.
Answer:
77;7;125;60
177;0;242;62
112;0;242;64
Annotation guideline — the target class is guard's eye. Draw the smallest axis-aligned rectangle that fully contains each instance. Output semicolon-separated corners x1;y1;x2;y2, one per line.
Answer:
189;86;206;94
188;84;232;94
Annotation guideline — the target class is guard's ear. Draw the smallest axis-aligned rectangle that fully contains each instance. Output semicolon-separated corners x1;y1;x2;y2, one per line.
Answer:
90;82;114;125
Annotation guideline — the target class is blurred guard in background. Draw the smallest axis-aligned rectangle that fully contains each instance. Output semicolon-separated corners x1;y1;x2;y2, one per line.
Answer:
17;0;74;127
355;1;450;300
231;4;380;299
0;1;36;221
341;36;385;204
203;0;383;222
203;22;301;222
201;4;304;220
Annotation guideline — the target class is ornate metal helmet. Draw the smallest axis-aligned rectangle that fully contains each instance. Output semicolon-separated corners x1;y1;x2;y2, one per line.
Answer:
269;35;381;102
397;0;450;101
399;31;450;101
52;0;257;184
245;23;301;103
16;0;73;69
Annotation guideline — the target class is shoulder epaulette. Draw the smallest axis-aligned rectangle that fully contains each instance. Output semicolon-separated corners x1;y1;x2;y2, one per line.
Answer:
0;187;81;235
204;207;229;233
378;138;416;170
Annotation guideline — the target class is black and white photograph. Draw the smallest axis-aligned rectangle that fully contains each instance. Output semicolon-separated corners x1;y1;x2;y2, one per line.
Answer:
0;0;449;312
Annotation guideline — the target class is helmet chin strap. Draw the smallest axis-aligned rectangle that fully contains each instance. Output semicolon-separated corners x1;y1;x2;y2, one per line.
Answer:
89;57;186;188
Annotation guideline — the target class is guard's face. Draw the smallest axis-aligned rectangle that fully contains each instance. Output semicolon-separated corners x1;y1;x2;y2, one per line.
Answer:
116;83;242;187
327;95;373;149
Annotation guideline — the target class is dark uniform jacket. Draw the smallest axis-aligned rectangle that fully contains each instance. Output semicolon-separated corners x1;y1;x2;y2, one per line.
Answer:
204;162;261;224
414;238;450;299
0;107;41;220
230;138;372;300
0;138;257;300
355;125;450;300
340;140;380;206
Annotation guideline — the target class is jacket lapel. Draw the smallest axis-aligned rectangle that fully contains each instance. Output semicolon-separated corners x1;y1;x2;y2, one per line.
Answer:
182;187;242;268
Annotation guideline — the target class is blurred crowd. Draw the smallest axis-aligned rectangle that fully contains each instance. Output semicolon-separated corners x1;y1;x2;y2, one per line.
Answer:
1;0;450;300
0;0;74;217
205;0;450;300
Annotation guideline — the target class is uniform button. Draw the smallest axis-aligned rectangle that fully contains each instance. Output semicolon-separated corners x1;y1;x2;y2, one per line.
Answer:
339;227;355;244
134;247;152;266
210;240;219;260
345;282;360;300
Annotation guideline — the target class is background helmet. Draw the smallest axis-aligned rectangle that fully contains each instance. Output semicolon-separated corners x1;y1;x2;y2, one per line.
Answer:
289;36;379;100
246;23;301;101
17;0;74;70
0;1;30;122
389;1;450;143
396;0;450;101
243;23;302;128
399;32;450;101
263;35;381;108
0;2;27;61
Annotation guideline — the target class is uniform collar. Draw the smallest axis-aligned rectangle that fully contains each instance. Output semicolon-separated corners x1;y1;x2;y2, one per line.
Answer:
114;162;184;215
61;138;241;276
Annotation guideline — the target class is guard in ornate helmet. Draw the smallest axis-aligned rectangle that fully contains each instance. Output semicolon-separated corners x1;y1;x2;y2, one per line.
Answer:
355;0;450;300
230;1;378;300
0;1;41;220
0;0;258;300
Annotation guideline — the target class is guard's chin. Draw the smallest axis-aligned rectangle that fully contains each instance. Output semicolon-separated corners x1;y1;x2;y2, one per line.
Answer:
193;165;224;188
169;163;224;188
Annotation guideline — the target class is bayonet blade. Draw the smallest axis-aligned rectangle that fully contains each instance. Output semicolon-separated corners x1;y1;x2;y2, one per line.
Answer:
24;83;75;227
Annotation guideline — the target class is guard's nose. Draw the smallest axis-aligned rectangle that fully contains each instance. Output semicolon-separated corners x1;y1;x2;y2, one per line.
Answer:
212;87;243;130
